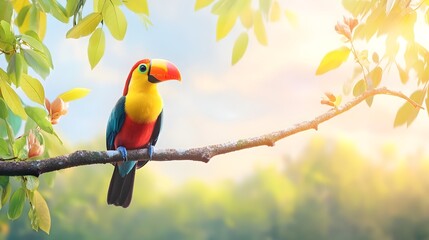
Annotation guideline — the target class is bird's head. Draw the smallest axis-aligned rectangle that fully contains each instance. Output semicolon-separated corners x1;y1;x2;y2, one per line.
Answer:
123;59;181;95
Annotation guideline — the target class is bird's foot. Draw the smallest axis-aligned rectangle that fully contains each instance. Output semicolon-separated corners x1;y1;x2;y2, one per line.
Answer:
147;144;155;160
117;146;128;161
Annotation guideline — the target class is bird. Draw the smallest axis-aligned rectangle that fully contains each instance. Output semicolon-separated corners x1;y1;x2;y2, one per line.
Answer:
106;59;181;208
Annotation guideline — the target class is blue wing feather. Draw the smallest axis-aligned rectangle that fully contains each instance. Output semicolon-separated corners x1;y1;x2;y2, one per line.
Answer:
106;96;126;150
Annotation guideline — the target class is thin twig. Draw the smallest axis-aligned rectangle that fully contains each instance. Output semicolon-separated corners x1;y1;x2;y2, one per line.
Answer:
0;87;422;176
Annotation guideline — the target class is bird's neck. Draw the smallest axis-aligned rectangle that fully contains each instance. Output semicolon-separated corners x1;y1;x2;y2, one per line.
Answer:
125;86;163;123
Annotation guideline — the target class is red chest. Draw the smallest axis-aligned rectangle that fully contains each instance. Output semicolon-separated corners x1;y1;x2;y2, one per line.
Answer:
114;115;156;149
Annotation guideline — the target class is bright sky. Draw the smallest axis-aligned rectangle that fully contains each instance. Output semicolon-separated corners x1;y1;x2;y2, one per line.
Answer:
7;1;429;182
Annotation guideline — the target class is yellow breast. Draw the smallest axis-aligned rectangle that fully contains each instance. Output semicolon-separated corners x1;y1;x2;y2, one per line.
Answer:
124;90;163;123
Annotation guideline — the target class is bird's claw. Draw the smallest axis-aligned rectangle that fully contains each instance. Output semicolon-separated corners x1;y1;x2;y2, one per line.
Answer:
147;144;155;160
117;146;128;161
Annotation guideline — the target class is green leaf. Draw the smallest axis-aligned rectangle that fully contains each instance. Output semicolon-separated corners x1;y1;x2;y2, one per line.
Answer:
49;0;69;23
124;0;149;14
0;0;13;23
0;68;10;84
216;13;236;41
232;32;248;65
13;136;27;159
0;80;26;119
103;4;127;40
253;11;268;45
25;176;39;191
24;106;53;134
394;90;425;127
66;12;102;38
195;0;214;10
20;34;45;53
21;74;45;105
8;187;26;220
1;182;11;207
0;98;8;119
0;138;9;156
88;27;105;69
22;49;51;79
37;0;51;13
316;46;351;75
58;88;90;102
7;53;25;86
33;190;51;234
0;176;9;189
65;0;79;17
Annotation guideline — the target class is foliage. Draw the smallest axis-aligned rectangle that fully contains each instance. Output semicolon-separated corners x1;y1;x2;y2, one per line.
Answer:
1;138;428;239
316;0;429;126
195;0;297;65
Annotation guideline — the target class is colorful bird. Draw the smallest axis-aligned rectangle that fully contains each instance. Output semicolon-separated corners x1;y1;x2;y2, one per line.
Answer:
106;59;181;207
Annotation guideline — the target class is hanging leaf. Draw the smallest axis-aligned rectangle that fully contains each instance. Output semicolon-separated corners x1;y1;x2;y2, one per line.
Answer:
103;4;127;40
58;88;90;102
8;187;25;220
216;13;236;41
0;138;9;156
49;0;68;23
88;27;105;69
7;53;25;86
195;0;214;10
124;0;149;14
269;1;281;22
369;66;382;88
353;79;365;97
316;46;351;75
239;6;253;29
22;49;51;79
66;12;102;38
20;34;45;52
33;190;51;234
253;11;267;45
0;80;26;119
0;0;13;23
231;32;248;65
394;90;425;127
396;63;409;84
21;74;45;105
25;176;39;191
0;98;8;119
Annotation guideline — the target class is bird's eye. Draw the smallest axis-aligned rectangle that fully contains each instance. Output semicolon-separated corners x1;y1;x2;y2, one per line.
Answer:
138;64;148;73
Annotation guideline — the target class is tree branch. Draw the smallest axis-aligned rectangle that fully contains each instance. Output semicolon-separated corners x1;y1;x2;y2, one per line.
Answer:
0;87;422;176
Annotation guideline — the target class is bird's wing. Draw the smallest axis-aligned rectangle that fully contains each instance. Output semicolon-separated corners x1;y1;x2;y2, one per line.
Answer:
149;110;163;146
106;96;126;150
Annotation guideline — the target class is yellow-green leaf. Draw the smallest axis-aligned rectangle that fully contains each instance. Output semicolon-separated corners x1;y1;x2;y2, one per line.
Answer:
88;27;105;69
285;9;298;27
58;88;90;102
25;106;53;134
124;0;149;14
103;4;127;40
270;1;281;22
396;63;409;84
66;12;102;39
231;32;248;65
253;11;267;45
21;74;45;105
353;79;365;97
49;0;68;23
369;66;382;88
216;13;236;41
34;190;51;234
8;187;25;220
195;0;214;10
316;46;351;75
0;98;8;119
0;81;26;119
239;6;253;29
394;90;425;127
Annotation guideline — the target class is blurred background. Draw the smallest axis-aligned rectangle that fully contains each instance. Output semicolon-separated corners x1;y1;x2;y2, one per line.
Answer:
3;0;429;239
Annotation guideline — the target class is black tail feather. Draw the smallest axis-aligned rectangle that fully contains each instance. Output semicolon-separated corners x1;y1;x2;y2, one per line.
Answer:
107;165;136;208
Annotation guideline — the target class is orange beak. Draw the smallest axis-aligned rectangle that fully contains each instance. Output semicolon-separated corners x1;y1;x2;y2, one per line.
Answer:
148;59;182;83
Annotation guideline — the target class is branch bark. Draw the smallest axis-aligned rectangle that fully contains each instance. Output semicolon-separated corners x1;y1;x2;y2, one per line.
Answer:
0;87;422;176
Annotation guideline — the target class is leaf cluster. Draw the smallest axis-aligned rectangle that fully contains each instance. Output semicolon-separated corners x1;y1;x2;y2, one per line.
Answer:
195;0;297;65
317;0;429;127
